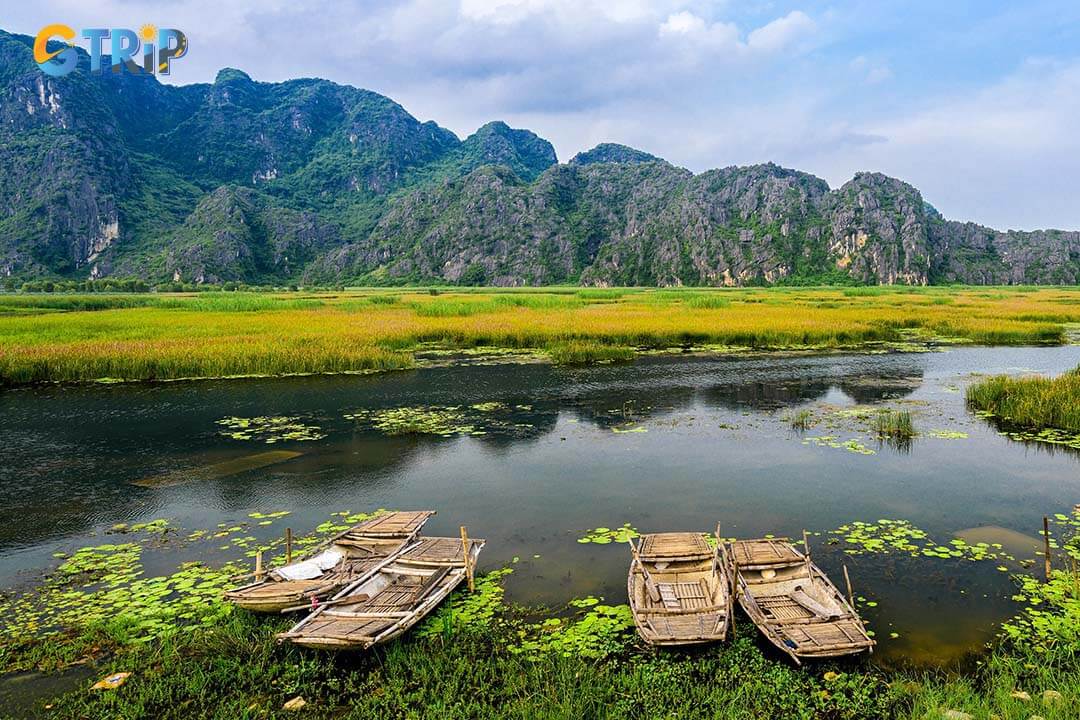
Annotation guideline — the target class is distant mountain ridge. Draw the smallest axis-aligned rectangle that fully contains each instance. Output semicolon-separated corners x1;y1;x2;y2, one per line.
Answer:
2;29;1078;286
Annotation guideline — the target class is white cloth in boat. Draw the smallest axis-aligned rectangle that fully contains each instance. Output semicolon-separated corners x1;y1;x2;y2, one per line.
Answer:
272;549;344;581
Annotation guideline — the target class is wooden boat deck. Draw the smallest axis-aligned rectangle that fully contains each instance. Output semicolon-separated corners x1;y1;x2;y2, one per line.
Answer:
774;619;872;656
639;532;713;561
349;511;436;539
731;538;803;568
397;537;484;567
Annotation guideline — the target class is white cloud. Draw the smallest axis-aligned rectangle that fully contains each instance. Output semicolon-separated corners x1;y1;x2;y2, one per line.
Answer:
660;11;706;35
805;59;1080;229
746;10;816;52
460;0;659;25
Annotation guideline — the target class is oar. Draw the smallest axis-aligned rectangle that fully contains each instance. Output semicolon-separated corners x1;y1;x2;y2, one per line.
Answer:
711;523;722;577
628;539;660;603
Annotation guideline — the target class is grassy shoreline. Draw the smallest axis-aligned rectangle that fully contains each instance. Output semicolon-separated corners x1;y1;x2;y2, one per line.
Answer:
967;367;1080;433
5;593;1078;719
1;286;1077;387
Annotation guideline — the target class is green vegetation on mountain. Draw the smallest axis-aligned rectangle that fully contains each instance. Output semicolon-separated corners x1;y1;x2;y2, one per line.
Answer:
2;28;1079;287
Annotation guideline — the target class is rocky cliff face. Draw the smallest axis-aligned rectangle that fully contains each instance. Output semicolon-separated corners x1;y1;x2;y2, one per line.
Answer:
1;28;1076;286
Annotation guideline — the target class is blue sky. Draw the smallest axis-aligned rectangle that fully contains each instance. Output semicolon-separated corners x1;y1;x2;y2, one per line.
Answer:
9;1;1080;229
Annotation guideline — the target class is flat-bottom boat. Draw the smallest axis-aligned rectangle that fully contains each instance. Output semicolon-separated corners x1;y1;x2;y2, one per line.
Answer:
224;510;434;613
628;531;732;646
278;535;484;650
729;537;874;664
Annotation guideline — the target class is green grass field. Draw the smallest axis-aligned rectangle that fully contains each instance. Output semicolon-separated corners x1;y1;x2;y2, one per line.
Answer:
1;285;1077;386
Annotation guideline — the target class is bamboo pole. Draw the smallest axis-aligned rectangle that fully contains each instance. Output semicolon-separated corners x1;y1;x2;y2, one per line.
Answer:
712;523;722;576
843;564;855;607
286;528;293;565
1043;516;1052;582
802;529;813;576
255;550;264;582
728;538;737;639
460;526;474;592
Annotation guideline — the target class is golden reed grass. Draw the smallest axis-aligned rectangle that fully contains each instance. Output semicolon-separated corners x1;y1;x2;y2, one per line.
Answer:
0;287;1076;384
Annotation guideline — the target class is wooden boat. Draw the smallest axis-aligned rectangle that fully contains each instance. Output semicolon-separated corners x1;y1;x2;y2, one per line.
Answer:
278;533;485;650
627;530;732;646
729;536;874;664
224;510;434;613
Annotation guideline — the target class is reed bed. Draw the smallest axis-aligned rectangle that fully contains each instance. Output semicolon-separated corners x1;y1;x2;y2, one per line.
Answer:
966;367;1080;432
787;409;814;430
1;287;1078;385
873;410;916;440
545;340;635;365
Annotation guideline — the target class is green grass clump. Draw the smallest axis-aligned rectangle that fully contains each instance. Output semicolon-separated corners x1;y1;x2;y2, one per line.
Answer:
843;286;892;297
577;288;625;301
967;368;1080;432
685;294;731;310
545;340;635;365
410;298;503;317
0;295;159;313
788;409;814;430
873;410;916;440
156;293;323;312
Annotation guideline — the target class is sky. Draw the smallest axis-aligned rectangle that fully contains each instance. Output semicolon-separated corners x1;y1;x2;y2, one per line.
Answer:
8;1;1080;230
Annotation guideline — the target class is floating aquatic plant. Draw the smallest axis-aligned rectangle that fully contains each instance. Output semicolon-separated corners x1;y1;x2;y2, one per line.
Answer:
346;404;535;438
417;568;514;639
0;534;239;643
997;427;1080;451
0;509;396;646
577;524;640;544
512;603;636;660
802;436;876;455
829;519;1016;563
215;416;325;443
1000;514;1080;651
926;430;969;439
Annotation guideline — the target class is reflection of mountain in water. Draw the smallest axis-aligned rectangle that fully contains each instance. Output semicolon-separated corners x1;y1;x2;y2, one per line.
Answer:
0;352;929;553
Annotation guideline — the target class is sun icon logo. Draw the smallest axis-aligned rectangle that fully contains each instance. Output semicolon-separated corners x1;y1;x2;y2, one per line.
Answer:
139;24;158;43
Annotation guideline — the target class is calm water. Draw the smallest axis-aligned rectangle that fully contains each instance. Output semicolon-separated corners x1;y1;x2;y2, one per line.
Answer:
2;346;1079;666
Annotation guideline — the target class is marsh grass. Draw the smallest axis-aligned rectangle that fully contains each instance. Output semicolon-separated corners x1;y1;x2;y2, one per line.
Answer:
873;410;916;440
545;340;635;365
685;294;731;309
788;408;814;430
0;295;159;313
1;287;1078;385
966;367;1080;432
155;293;325;312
